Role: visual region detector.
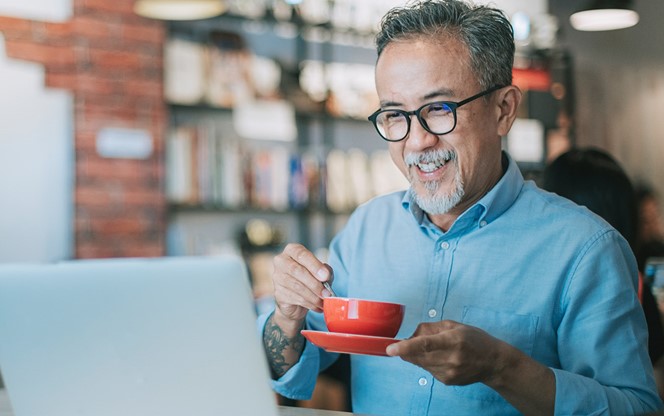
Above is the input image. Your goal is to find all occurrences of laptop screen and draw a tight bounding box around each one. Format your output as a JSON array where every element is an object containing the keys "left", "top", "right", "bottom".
[{"left": 0, "top": 255, "right": 278, "bottom": 416}]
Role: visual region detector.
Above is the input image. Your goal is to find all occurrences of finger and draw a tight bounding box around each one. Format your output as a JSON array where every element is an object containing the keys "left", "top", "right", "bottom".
[
  {"left": 279, "top": 245, "right": 334, "bottom": 299},
  {"left": 273, "top": 274, "right": 324, "bottom": 312},
  {"left": 410, "top": 320, "right": 459, "bottom": 337},
  {"left": 386, "top": 335, "right": 438, "bottom": 357},
  {"left": 388, "top": 321, "right": 460, "bottom": 357},
  {"left": 283, "top": 243, "right": 331, "bottom": 282},
  {"left": 273, "top": 245, "right": 330, "bottom": 308}
]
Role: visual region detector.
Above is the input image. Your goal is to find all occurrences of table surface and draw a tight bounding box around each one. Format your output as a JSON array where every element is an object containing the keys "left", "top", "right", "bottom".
[{"left": 0, "top": 389, "right": 359, "bottom": 416}]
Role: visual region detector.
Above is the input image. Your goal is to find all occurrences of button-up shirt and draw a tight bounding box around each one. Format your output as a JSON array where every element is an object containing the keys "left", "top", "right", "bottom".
[{"left": 257, "top": 153, "right": 662, "bottom": 415}]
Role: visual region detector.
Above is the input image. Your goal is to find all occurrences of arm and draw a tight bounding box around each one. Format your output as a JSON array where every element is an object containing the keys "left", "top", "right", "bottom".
[
  {"left": 262, "top": 243, "right": 333, "bottom": 378},
  {"left": 386, "top": 320, "right": 555, "bottom": 416},
  {"left": 263, "top": 311, "right": 306, "bottom": 378},
  {"left": 389, "top": 230, "right": 662, "bottom": 415}
]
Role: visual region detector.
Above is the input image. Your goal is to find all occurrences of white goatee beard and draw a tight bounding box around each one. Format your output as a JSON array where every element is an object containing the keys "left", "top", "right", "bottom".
[{"left": 406, "top": 150, "right": 464, "bottom": 215}]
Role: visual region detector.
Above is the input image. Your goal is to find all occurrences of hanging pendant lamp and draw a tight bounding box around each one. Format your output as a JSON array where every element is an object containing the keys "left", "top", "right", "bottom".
[
  {"left": 570, "top": 0, "right": 639, "bottom": 31},
  {"left": 134, "top": 0, "right": 226, "bottom": 21}
]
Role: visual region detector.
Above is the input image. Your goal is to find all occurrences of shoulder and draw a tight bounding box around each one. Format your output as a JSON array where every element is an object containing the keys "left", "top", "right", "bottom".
[
  {"left": 336, "top": 190, "right": 411, "bottom": 237},
  {"left": 350, "top": 190, "right": 409, "bottom": 219},
  {"left": 517, "top": 180, "right": 612, "bottom": 231}
]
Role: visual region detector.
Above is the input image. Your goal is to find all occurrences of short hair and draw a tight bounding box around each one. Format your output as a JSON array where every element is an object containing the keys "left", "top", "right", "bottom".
[
  {"left": 541, "top": 147, "right": 638, "bottom": 248},
  {"left": 375, "top": 0, "right": 515, "bottom": 90}
]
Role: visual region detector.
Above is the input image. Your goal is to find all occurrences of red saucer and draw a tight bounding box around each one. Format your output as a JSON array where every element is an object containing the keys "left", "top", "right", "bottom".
[{"left": 301, "top": 330, "right": 400, "bottom": 356}]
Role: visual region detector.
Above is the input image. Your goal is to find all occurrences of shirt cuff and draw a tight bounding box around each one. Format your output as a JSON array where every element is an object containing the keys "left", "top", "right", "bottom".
[{"left": 551, "top": 367, "right": 662, "bottom": 415}]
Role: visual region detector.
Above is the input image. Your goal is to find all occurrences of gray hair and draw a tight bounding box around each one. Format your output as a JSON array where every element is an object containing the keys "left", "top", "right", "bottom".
[{"left": 375, "top": 0, "right": 514, "bottom": 90}]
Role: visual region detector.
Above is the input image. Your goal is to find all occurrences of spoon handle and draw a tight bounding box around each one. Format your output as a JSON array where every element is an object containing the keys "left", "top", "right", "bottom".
[{"left": 322, "top": 281, "right": 337, "bottom": 297}]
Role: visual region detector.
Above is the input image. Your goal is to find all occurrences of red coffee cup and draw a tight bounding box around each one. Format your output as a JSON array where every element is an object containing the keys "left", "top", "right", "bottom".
[{"left": 323, "top": 297, "right": 405, "bottom": 338}]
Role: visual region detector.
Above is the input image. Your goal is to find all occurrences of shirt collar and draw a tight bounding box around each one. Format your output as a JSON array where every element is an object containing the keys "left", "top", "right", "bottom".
[{"left": 401, "top": 151, "right": 524, "bottom": 233}]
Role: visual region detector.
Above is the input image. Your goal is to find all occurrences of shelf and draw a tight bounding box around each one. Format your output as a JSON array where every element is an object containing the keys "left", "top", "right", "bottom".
[
  {"left": 168, "top": 10, "right": 378, "bottom": 43},
  {"left": 167, "top": 102, "right": 369, "bottom": 123},
  {"left": 168, "top": 203, "right": 354, "bottom": 217}
]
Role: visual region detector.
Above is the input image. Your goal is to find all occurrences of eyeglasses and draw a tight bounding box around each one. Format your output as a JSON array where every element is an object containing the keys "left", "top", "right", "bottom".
[{"left": 368, "top": 85, "right": 504, "bottom": 142}]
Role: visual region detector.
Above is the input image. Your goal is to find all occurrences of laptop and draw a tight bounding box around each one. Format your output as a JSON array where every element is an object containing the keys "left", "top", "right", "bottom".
[{"left": 0, "top": 255, "right": 279, "bottom": 416}]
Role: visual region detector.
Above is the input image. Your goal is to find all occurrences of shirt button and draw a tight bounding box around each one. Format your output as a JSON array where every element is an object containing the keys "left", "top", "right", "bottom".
[
  {"left": 428, "top": 309, "right": 437, "bottom": 318},
  {"left": 418, "top": 377, "right": 428, "bottom": 386},
  {"left": 440, "top": 241, "right": 450, "bottom": 250},
  {"left": 480, "top": 220, "right": 487, "bottom": 227}
]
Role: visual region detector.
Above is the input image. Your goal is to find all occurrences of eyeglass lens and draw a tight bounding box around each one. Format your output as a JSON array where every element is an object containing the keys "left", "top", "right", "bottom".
[{"left": 374, "top": 102, "right": 455, "bottom": 141}]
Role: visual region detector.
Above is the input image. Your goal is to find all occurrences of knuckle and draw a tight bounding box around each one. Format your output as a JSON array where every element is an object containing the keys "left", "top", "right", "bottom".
[
  {"left": 285, "top": 243, "right": 305, "bottom": 258},
  {"left": 284, "top": 260, "right": 305, "bottom": 278}
]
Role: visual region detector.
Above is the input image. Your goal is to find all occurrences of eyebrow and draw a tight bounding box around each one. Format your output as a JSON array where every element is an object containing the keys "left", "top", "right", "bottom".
[{"left": 379, "top": 88, "right": 456, "bottom": 108}]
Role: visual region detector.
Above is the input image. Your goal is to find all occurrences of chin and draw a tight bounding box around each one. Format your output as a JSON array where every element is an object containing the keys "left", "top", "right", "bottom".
[{"left": 412, "top": 179, "right": 464, "bottom": 215}]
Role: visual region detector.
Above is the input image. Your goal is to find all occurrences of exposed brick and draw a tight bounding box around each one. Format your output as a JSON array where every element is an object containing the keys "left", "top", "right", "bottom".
[
  {"left": 89, "top": 48, "right": 143, "bottom": 72},
  {"left": 0, "top": 16, "right": 33, "bottom": 32},
  {"left": 122, "top": 22, "right": 165, "bottom": 45},
  {"left": 78, "top": 158, "right": 157, "bottom": 183},
  {"left": 124, "top": 188, "right": 165, "bottom": 206},
  {"left": 90, "top": 217, "right": 150, "bottom": 236},
  {"left": 43, "top": 21, "right": 74, "bottom": 39},
  {"left": 122, "top": 77, "right": 162, "bottom": 99},
  {"left": 3, "top": 2, "right": 167, "bottom": 259},
  {"left": 45, "top": 71, "right": 77, "bottom": 90},
  {"left": 73, "top": 73, "right": 119, "bottom": 96},
  {"left": 4, "top": 39, "right": 76, "bottom": 68},
  {"left": 76, "top": 185, "right": 116, "bottom": 207}
]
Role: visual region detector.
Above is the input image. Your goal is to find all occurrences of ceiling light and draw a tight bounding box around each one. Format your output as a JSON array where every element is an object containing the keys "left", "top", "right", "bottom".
[
  {"left": 570, "top": 0, "right": 639, "bottom": 31},
  {"left": 134, "top": 0, "right": 226, "bottom": 21}
]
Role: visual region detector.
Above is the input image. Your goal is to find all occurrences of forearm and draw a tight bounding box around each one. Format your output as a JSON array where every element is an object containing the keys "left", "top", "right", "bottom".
[
  {"left": 263, "top": 310, "right": 306, "bottom": 378},
  {"left": 487, "top": 341, "right": 555, "bottom": 416}
]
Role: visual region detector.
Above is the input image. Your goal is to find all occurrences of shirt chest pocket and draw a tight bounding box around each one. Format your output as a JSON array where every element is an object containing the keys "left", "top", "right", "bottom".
[
  {"left": 461, "top": 305, "right": 539, "bottom": 355},
  {"left": 451, "top": 306, "right": 539, "bottom": 404}
]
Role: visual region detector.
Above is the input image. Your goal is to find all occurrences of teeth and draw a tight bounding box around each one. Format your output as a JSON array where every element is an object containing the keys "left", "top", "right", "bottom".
[
  {"left": 418, "top": 161, "right": 443, "bottom": 172},
  {"left": 405, "top": 150, "right": 454, "bottom": 173}
]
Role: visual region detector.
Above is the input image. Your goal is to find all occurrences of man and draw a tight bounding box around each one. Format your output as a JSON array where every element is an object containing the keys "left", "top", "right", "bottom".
[{"left": 258, "top": 1, "right": 662, "bottom": 414}]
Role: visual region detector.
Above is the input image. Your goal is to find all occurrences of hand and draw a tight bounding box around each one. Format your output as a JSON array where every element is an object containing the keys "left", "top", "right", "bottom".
[
  {"left": 271, "top": 243, "right": 333, "bottom": 330},
  {"left": 386, "top": 320, "right": 507, "bottom": 386}
]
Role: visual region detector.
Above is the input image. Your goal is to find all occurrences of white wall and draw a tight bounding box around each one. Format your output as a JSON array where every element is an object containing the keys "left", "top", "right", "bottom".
[
  {"left": 550, "top": 0, "right": 664, "bottom": 213},
  {"left": 0, "top": 0, "right": 71, "bottom": 22},
  {"left": 0, "top": 31, "right": 73, "bottom": 262}
]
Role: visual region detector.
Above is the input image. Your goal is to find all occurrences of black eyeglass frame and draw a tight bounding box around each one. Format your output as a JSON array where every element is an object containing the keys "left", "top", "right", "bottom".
[{"left": 367, "top": 85, "right": 505, "bottom": 142}]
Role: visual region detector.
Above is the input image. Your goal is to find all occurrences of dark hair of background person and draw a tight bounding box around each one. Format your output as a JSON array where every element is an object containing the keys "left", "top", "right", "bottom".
[
  {"left": 541, "top": 147, "right": 664, "bottom": 366},
  {"left": 541, "top": 148, "right": 638, "bottom": 248}
]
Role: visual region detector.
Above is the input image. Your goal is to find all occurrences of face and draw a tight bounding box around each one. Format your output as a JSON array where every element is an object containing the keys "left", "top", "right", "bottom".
[
  {"left": 374, "top": 36, "right": 514, "bottom": 227},
  {"left": 640, "top": 196, "right": 664, "bottom": 242}
]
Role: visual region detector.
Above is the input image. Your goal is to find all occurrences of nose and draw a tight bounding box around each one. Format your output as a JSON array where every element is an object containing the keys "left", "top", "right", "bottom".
[{"left": 404, "top": 115, "right": 439, "bottom": 151}]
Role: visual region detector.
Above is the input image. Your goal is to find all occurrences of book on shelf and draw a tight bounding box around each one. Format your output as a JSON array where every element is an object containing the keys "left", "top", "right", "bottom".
[{"left": 167, "top": 124, "right": 408, "bottom": 213}]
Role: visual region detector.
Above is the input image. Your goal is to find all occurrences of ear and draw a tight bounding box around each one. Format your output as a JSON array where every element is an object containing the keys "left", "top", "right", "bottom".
[{"left": 495, "top": 85, "right": 522, "bottom": 137}]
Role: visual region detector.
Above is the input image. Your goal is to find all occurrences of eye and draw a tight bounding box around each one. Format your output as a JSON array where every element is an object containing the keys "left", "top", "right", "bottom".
[
  {"left": 381, "top": 110, "right": 406, "bottom": 121},
  {"left": 426, "top": 102, "right": 453, "bottom": 114}
]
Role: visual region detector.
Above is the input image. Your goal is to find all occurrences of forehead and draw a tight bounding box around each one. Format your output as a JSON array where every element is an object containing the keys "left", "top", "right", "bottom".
[{"left": 375, "top": 36, "right": 476, "bottom": 100}]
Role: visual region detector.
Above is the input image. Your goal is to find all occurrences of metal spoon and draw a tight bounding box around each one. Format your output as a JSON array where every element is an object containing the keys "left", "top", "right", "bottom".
[{"left": 322, "top": 281, "right": 337, "bottom": 297}]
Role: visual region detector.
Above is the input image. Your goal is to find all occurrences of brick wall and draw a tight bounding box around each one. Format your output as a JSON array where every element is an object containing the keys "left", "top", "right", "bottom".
[{"left": 0, "top": 0, "right": 167, "bottom": 258}]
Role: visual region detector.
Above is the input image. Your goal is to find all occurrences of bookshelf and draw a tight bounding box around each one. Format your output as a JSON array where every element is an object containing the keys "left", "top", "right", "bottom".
[{"left": 164, "top": 10, "right": 408, "bottom": 261}]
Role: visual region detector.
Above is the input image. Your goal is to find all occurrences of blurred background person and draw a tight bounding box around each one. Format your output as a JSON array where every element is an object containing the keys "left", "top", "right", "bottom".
[
  {"left": 635, "top": 184, "right": 664, "bottom": 271},
  {"left": 542, "top": 147, "right": 664, "bottom": 399}
]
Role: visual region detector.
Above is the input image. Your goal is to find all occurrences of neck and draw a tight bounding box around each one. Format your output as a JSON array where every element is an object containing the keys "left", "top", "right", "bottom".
[{"left": 427, "top": 153, "right": 506, "bottom": 232}]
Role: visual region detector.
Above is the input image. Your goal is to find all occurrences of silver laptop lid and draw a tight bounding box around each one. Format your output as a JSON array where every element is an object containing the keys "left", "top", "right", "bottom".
[{"left": 0, "top": 255, "right": 278, "bottom": 416}]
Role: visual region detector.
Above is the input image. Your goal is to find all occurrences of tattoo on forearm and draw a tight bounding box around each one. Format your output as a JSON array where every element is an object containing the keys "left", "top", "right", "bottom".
[{"left": 263, "top": 315, "right": 305, "bottom": 378}]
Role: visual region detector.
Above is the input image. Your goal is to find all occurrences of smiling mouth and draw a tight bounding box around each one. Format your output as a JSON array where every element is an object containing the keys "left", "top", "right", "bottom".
[
  {"left": 417, "top": 159, "right": 446, "bottom": 173},
  {"left": 407, "top": 149, "right": 456, "bottom": 174}
]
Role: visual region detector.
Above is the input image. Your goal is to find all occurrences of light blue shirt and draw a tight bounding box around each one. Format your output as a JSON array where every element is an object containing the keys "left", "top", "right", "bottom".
[{"left": 258, "top": 153, "right": 662, "bottom": 415}]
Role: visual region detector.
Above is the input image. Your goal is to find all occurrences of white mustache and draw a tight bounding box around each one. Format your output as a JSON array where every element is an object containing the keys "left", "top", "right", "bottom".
[{"left": 404, "top": 149, "right": 456, "bottom": 166}]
